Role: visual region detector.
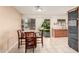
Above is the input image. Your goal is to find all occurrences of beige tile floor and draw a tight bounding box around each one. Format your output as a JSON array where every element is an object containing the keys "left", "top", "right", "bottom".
[{"left": 9, "top": 37, "right": 77, "bottom": 53}]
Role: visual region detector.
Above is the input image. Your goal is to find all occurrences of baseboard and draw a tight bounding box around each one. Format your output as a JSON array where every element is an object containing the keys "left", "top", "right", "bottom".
[{"left": 6, "top": 41, "right": 18, "bottom": 53}]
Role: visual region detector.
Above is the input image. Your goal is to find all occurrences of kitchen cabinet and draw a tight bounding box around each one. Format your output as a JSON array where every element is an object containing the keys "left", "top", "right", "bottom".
[{"left": 53, "top": 29, "right": 68, "bottom": 37}]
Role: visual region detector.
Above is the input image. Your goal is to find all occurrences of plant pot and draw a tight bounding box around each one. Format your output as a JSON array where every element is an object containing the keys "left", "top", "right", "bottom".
[{"left": 43, "top": 31, "right": 50, "bottom": 37}]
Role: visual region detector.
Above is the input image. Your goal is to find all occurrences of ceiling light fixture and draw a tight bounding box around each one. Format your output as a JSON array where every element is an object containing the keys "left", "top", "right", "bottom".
[{"left": 35, "top": 6, "right": 42, "bottom": 12}]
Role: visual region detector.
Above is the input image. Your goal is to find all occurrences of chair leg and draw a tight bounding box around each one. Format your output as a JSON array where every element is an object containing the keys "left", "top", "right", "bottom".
[
  {"left": 25, "top": 45, "right": 27, "bottom": 53},
  {"left": 25, "top": 48, "right": 27, "bottom": 53},
  {"left": 25, "top": 39, "right": 27, "bottom": 53},
  {"left": 35, "top": 38, "right": 37, "bottom": 48},
  {"left": 18, "top": 39, "right": 20, "bottom": 48},
  {"left": 21, "top": 39, "right": 22, "bottom": 45},
  {"left": 41, "top": 37, "right": 43, "bottom": 47},
  {"left": 33, "top": 47, "right": 34, "bottom": 53}
]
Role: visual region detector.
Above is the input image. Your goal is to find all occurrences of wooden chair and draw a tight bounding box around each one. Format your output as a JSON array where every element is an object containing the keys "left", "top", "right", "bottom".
[
  {"left": 25, "top": 32, "right": 36, "bottom": 53},
  {"left": 36, "top": 30, "right": 43, "bottom": 46},
  {"left": 17, "top": 30, "right": 25, "bottom": 48}
]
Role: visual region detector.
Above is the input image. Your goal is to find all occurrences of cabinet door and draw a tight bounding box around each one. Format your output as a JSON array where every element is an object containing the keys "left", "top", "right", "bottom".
[{"left": 62, "top": 30, "right": 68, "bottom": 37}]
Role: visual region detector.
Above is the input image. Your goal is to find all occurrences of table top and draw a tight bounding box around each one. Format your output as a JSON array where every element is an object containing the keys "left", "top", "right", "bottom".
[
  {"left": 38, "top": 27, "right": 50, "bottom": 30},
  {"left": 23, "top": 30, "right": 36, "bottom": 32}
]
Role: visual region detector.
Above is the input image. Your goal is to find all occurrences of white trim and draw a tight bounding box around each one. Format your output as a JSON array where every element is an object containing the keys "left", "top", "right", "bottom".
[{"left": 6, "top": 41, "right": 18, "bottom": 53}]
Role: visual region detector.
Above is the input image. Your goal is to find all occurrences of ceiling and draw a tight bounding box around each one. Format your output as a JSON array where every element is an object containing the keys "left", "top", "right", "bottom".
[{"left": 15, "top": 6, "right": 76, "bottom": 16}]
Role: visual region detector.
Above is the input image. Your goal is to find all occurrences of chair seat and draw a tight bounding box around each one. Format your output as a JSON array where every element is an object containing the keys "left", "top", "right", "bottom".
[{"left": 26, "top": 41, "right": 35, "bottom": 45}]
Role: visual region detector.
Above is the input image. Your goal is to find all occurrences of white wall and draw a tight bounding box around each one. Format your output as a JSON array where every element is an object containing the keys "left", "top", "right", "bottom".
[
  {"left": 36, "top": 18, "right": 44, "bottom": 31},
  {"left": 0, "top": 7, "right": 21, "bottom": 52},
  {"left": 51, "top": 14, "right": 68, "bottom": 29}
]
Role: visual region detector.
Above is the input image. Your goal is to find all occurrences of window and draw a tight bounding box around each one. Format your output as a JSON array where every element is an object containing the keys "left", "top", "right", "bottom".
[{"left": 28, "top": 18, "right": 36, "bottom": 30}]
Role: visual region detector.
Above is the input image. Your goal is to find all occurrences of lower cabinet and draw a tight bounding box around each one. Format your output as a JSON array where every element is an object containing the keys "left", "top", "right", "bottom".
[{"left": 53, "top": 29, "right": 68, "bottom": 37}]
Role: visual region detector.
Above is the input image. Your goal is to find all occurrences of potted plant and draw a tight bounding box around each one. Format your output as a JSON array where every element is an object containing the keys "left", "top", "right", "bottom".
[{"left": 41, "top": 19, "right": 50, "bottom": 37}]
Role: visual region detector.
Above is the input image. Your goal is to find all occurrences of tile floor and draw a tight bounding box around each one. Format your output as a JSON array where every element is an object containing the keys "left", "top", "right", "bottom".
[{"left": 9, "top": 37, "right": 77, "bottom": 53}]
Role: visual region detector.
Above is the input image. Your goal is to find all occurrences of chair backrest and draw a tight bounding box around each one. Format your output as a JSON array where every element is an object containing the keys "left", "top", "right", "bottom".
[
  {"left": 17, "top": 30, "right": 22, "bottom": 38},
  {"left": 25, "top": 32, "right": 36, "bottom": 42},
  {"left": 36, "top": 30, "right": 43, "bottom": 37},
  {"left": 25, "top": 32, "right": 36, "bottom": 38},
  {"left": 17, "top": 29, "right": 25, "bottom": 38}
]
